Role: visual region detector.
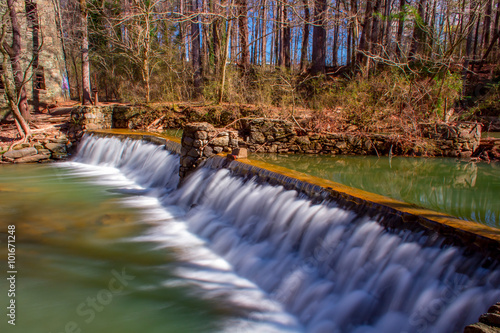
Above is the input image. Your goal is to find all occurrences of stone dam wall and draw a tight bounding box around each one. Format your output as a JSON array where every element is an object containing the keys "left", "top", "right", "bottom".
[{"left": 69, "top": 105, "right": 487, "bottom": 159}]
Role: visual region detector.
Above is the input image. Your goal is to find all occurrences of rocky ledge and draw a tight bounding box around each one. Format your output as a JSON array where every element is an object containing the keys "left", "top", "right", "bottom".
[
  {"left": 0, "top": 133, "right": 72, "bottom": 164},
  {"left": 465, "top": 303, "right": 500, "bottom": 332}
]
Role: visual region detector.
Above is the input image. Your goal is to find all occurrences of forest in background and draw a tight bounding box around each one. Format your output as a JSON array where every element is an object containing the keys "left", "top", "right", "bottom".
[{"left": 1, "top": 0, "right": 500, "bottom": 139}]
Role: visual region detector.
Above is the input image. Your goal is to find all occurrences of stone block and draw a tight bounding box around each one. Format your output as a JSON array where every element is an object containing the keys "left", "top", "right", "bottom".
[
  {"left": 488, "top": 304, "right": 500, "bottom": 315},
  {"left": 45, "top": 142, "right": 67, "bottom": 153},
  {"left": 250, "top": 132, "right": 266, "bottom": 144},
  {"left": 231, "top": 148, "right": 248, "bottom": 159},
  {"left": 182, "top": 136, "right": 193, "bottom": 146},
  {"left": 336, "top": 142, "right": 347, "bottom": 149},
  {"left": 464, "top": 322, "right": 500, "bottom": 333},
  {"left": 203, "top": 146, "right": 214, "bottom": 157},
  {"left": 210, "top": 135, "right": 229, "bottom": 146},
  {"left": 195, "top": 131, "right": 208, "bottom": 140},
  {"left": 480, "top": 313, "right": 500, "bottom": 327},
  {"left": 3, "top": 147, "right": 38, "bottom": 159},
  {"left": 14, "top": 154, "right": 50, "bottom": 163},
  {"left": 296, "top": 136, "right": 311, "bottom": 145},
  {"left": 188, "top": 148, "right": 202, "bottom": 158},
  {"left": 193, "top": 139, "right": 205, "bottom": 148}
]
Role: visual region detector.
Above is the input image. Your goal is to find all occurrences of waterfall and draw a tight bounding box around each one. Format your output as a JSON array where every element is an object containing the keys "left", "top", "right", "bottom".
[{"left": 69, "top": 135, "right": 500, "bottom": 333}]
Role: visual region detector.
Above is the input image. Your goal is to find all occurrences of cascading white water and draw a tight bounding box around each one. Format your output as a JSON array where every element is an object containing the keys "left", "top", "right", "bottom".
[{"left": 68, "top": 135, "right": 500, "bottom": 333}]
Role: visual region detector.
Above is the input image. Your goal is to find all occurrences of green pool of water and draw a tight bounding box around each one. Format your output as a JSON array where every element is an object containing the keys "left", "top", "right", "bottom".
[
  {"left": 0, "top": 164, "right": 224, "bottom": 333},
  {"left": 249, "top": 154, "right": 500, "bottom": 228},
  {"left": 163, "top": 129, "right": 183, "bottom": 138}
]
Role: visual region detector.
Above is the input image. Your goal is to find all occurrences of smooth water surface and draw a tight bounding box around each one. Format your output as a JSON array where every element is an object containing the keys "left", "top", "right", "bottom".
[{"left": 249, "top": 154, "right": 500, "bottom": 228}]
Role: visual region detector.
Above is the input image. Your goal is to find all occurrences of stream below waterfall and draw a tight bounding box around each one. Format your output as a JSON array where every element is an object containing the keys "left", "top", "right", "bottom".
[{"left": 1, "top": 134, "right": 499, "bottom": 333}]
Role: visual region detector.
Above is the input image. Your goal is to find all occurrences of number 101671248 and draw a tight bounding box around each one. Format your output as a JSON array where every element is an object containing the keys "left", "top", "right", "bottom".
[{"left": 7, "top": 225, "right": 16, "bottom": 271}]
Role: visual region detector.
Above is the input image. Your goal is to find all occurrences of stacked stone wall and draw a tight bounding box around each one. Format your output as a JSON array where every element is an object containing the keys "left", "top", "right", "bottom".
[
  {"left": 68, "top": 106, "right": 114, "bottom": 140},
  {"left": 179, "top": 123, "right": 238, "bottom": 179},
  {"left": 70, "top": 106, "right": 490, "bottom": 159},
  {"left": 239, "top": 119, "right": 483, "bottom": 158}
]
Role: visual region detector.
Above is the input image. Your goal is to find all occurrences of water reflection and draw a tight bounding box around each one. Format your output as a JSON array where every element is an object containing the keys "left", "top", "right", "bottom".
[{"left": 250, "top": 154, "right": 500, "bottom": 228}]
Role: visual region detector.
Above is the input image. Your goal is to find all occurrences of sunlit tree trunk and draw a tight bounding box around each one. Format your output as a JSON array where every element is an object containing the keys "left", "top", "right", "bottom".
[
  {"left": 237, "top": 0, "right": 249, "bottom": 69},
  {"left": 80, "top": 0, "right": 92, "bottom": 105},
  {"left": 300, "top": 0, "right": 310, "bottom": 71},
  {"left": 311, "top": 0, "right": 327, "bottom": 74},
  {"left": 190, "top": 0, "right": 202, "bottom": 96}
]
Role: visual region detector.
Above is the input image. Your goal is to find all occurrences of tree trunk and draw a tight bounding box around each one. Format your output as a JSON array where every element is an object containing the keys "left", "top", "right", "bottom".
[
  {"left": 311, "top": 0, "right": 327, "bottom": 74},
  {"left": 357, "top": 0, "right": 374, "bottom": 66},
  {"left": 371, "top": 0, "right": 383, "bottom": 57},
  {"left": 25, "top": 0, "right": 40, "bottom": 113},
  {"left": 190, "top": 0, "right": 202, "bottom": 97},
  {"left": 80, "top": 0, "right": 92, "bottom": 105},
  {"left": 483, "top": 0, "right": 493, "bottom": 51},
  {"left": 300, "top": 0, "right": 310, "bottom": 71},
  {"left": 237, "top": 0, "right": 250, "bottom": 69},
  {"left": 462, "top": 0, "right": 476, "bottom": 92},
  {"left": 493, "top": 0, "right": 500, "bottom": 58},
  {"left": 396, "top": 0, "right": 405, "bottom": 58},
  {"left": 331, "top": 0, "right": 340, "bottom": 67},
  {"left": 260, "top": 0, "right": 267, "bottom": 65},
  {"left": 409, "top": 0, "right": 427, "bottom": 60},
  {"left": 473, "top": 12, "right": 482, "bottom": 61},
  {"left": 6, "top": 0, "right": 30, "bottom": 120},
  {"left": 0, "top": 44, "right": 31, "bottom": 139},
  {"left": 219, "top": 19, "right": 233, "bottom": 103},
  {"left": 283, "top": 3, "right": 291, "bottom": 69}
]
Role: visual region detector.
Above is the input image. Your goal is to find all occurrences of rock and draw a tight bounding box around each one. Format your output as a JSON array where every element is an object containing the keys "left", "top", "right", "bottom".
[
  {"left": 182, "top": 136, "right": 194, "bottom": 146},
  {"left": 187, "top": 148, "right": 202, "bottom": 158},
  {"left": 203, "top": 146, "right": 214, "bottom": 157},
  {"left": 336, "top": 142, "right": 347, "bottom": 149},
  {"left": 45, "top": 142, "right": 67, "bottom": 153},
  {"left": 193, "top": 139, "right": 205, "bottom": 148},
  {"left": 296, "top": 136, "right": 311, "bottom": 145},
  {"left": 250, "top": 131, "right": 266, "bottom": 144},
  {"left": 3, "top": 147, "right": 38, "bottom": 159},
  {"left": 488, "top": 304, "right": 500, "bottom": 314},
  {"left": 480, "top": 313, "right": 500, "bottom": 327},
  {"left": 213, "top": 146, "right": 223, "bottom": 154},
  {"left": 49, "top": 138, "right": 68, "bottom": 144},
  {"left": 464, "top": 322, "right": 500, "bottom": 333},
  {"left": 51, "top": 152, "right": 68, "bottom": 160},
  {"left": 14, "top": 154, "right": 50, "bottom": 163},
  {"left": 460, "top": 151, "right": 473, "bottom": 158},
  {"left": 37, "top": 148, "right": 51, "bottom": 155},
  {"left": 231, "top": 148, "right": 248, "bottom": 159},
  {"left": 210, "top": 135, "right": 229, "bottom": 146},
  {"left": 195, "top": 131, "right": 208, "bottom": 140}
]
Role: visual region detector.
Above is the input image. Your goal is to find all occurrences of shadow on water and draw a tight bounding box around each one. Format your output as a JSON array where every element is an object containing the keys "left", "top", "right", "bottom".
[{"left": 250, "top": 154, "right": 500, "bottom": 228}]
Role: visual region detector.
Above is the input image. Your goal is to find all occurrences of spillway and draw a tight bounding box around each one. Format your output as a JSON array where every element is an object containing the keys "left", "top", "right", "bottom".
[{"left": 68, "top": 134, "right": 500, "bottom": 333}]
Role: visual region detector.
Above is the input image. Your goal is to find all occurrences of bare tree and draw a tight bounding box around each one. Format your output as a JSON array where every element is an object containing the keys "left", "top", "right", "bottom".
[
  {"left": 79, "top": 0, "right": 92, "bottom": 104},
  {"left": 0, "top": 0, "right": 31, "bottom": 140}
]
